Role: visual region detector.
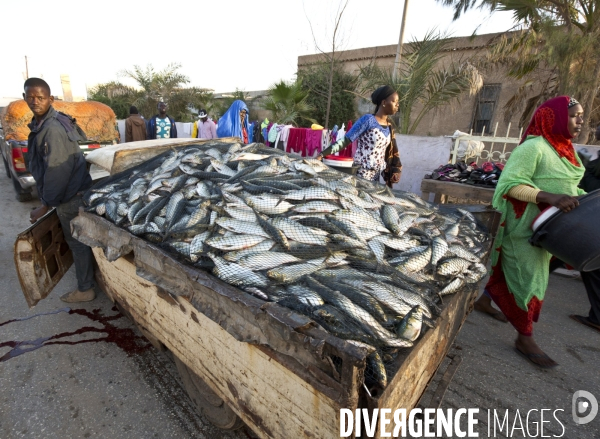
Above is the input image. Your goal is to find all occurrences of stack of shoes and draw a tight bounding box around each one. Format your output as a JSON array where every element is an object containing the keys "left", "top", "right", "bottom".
[{"left": 424, "top": 161, "right": 504, "bottom": 187}]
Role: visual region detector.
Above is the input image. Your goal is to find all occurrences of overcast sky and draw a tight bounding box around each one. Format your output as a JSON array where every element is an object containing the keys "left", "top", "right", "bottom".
[{"left": 0, "top": 0, "right": 514, "bottom": 100}]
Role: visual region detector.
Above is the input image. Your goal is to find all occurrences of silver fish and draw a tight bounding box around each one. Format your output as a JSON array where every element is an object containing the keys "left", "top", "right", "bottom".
[
  {"left": 284, "top": 187, "right": 338, "bottom": 201},
  {"left": 448, "top": 245, "right": 480, "bottom": 263},
  {"left": 238, "top": 251, "right": 302, "bottom": 271},
  {"left": 439, "top": 277, "right": 464, "bottom": 296},
  {"left": 371, "top": 192, "right": 416, "bottom": 208},
  {"left": 216, "top": 217, "right": 269, "bottom": 237},
  {"left": 396, "top": 212, "right": 419, "bottom": 236},
  {"left": 267, "top": 258, "right": 327, "bottom": 283},
  {"left": 285, "top": 285, "right": 324, "bottom": 307},
  {"left": 396, "top": 306, "right": 423, "bottom": 341},
  {"left": 308, "top": 278, "right": 412, "bottom": 348},
  {"left": 246, "top": 195, "right": 294, "bottom": 215},
  {"left": 431, "top": 236, "right": 449, "bottom": 266},
  {"left": 292, "top": 201, "right": 340, "bottom": 213},
  {"left": 223, "top": 239, "right": 276, "bottom": 262},
  {"left": 371, "top": 235, "right": 421, "bottom": 252},
  {"left": 381, "top": 205, "right": 402, "bottom": 235},
  {"left": 223, "top": 204, "right": 257, "bottom": 222},
  {"left": 329, "top": 210, "right": 389, "bottom": 234},
  {"left": 208, "top": 253, "right": 269, "bottom": 287},
  {"left": 271, "top": 218, "right": 329, "bottom": 245},
  {"left": 397, "top": 247, "right": 432, "bottom": 272},
  {"left": 293, "top": 161, "right": 317, "bottom": 176},
  {"left": 437, "top": 257, "right": 471, "bottom": 276},
  {"left": 367, "top": 239, "right": 386, "bottom": 264},
  {"left": 210, "top": 159, "right": 236, "bottom": 176},
  {"left": 206, "top": 234, "right": 267, "bottom": 251}
]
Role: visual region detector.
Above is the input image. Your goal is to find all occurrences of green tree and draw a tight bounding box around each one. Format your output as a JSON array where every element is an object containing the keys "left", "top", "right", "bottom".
[
  {"left": 357, "top": 30, "right": 483, "bottom": 134},
  {"left": 261, "top": 80, "right": 316, "bottom": 126},
  {"left": 118, "top": 63, "right": 214, "bottom": 122},
  {"left": 89, "top": 64, "right": 214, "bottom": 122},
  {"left": 298, "top": 62, "right": 358, "bottom": 128},
  {"left": 87, "top": 81, "right": 142, "bottom": 119},
  {"left": 437, "top": 0, "right": 600, "bottom": 143}
]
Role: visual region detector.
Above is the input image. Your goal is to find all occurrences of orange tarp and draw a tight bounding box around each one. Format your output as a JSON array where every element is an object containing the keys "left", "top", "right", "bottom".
[{"left": 1, "top": 100, "right": 118, "bottom": 143}]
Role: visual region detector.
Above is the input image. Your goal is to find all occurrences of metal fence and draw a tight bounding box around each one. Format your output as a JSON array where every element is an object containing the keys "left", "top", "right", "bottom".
[{"left": 450, "top": 123, "right": 524, "bottom": 165}]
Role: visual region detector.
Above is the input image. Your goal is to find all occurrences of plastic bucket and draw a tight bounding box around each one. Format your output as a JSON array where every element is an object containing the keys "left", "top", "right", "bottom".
[
  {"left": 323, "top": 156, "right": 359, "bottom": 175},
  {"left": 529, "top": 189, "right": 600, "bottom": 271}
]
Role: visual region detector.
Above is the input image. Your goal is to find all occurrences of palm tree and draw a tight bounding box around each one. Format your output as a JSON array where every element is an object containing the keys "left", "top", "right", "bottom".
[
  {"left": 262, "top": 80, "right": 317, "bottom": 126},
  {"left": 117, "top": 63, "right": 213, "bottom": 121},
  {"left": 437, "top": 0, "right": 600, "bottom": 142},
  {"left": 357, "top": 30, "right": 483, "bottom": 134}
]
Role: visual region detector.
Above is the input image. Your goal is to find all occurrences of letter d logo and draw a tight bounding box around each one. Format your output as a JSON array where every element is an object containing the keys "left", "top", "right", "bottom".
[{"left": 572, "top": 391, "right": 598, "bottom": 425}]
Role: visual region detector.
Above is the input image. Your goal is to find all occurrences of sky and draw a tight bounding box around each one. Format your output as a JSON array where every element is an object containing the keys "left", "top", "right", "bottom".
[{"left": 0, "top": 0, "right": 515, "bottom": 100}]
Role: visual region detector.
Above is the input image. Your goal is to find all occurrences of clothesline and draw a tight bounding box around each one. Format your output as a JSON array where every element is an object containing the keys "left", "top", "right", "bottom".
[{"left": 246, "top": 120, "right": 357, "bottom": 158}]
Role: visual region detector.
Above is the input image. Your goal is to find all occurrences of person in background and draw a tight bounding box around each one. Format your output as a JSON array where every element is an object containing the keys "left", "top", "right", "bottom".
[
  {"left": 147, "top": 102, "right": 177, "bottom": 139},
  {"left": 216, "top": 100, "right": 250, "bottom": 143},
  {"left": 24, "top": 78, "right": 96, "bottom": 303},
  {"left": 473, "top": 96, "right": 585, "bottom": 368},
  {"left": 125, "top": 105, "right": 147, "bottom": 142},
  {"left": 317, "top": 85, "right": 401, "bottom": 186},
  {"left": 195, "top": 109, "right": 217, "bottom": 139}
]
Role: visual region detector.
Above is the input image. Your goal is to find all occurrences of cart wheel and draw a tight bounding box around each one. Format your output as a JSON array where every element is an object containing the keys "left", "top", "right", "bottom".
[{"left": 173, "top": 356, "right": 244, "bottom": 430}]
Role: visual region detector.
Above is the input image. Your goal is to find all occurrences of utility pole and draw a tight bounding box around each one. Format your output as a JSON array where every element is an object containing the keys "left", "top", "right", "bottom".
[
  {"left": 25, "top": 55, "right": 29, "bottom": 79},
  {"left": 393, "top": 0, "right": 410, "bottom": 81}
]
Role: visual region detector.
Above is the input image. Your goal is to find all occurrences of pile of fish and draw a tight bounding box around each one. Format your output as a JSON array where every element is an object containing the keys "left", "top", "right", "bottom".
[{"left": 84, "top": 141, "right": 490, "bottom": 389}]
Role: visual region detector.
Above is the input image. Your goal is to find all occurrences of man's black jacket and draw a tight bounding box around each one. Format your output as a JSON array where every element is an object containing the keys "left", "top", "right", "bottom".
[{"left": 28, "top": 106, "right": 92, "bottom": 207}]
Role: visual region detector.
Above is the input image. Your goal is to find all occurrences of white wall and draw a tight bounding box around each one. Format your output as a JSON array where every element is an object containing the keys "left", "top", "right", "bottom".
[{"left": 387, "top": 135, "right": 452, "bottom": 195}]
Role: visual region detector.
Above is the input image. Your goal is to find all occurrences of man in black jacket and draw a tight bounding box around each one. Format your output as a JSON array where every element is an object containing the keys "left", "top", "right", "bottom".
[{"left": 26, "top": 78, "right": 96, "bottom": 303}]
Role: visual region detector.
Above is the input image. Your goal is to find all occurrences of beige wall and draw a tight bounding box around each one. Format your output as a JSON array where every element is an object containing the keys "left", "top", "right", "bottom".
[{"left": 298, "top": 32, "right": 525, "bottom": 138}]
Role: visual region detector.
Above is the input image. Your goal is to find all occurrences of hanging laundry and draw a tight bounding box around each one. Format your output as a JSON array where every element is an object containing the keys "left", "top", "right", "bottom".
[
  {"left": 338, "top": 120, "right": 354, "bottom": 158},
  {"left": 286, "top": 128, "right": 307, "bottom": 156},
  {"left": 305, "top": 129, "right": 323, "bottom": 157},
  {"left": 268, "top": 123, "right": 279, "bottom": 145}
]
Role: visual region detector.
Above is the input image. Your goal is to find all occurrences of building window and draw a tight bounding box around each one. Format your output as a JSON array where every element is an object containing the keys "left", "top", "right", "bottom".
[{"left": 471, "top": 84, "right": 501, "bottom": 135}]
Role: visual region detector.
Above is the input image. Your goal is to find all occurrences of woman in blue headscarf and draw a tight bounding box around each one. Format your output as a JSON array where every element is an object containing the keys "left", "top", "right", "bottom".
[{"left": 216, "top": 100, "right": 250, "bottom": 143}]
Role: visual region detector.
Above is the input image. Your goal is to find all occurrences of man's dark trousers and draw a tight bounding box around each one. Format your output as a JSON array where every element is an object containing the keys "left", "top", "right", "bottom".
[
  {"left": 55, "top": 195, "right": 94, "bottom": 291},
  {"left": 580, "top": 269, "right": 600, "bottom": 325}
]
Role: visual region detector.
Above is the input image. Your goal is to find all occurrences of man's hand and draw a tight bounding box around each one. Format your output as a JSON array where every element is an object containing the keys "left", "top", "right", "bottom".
[
  {"left": 537, "top": 192, "right": 579, "bottom": 213},
  {"left": 30, "top": 205, "right": 49, "bottom": 224}
]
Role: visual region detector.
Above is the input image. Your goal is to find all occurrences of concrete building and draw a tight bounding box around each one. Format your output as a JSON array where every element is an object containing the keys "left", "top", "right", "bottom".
[{"left": 298, "top": 32, "right": 524, "bottom": 138}]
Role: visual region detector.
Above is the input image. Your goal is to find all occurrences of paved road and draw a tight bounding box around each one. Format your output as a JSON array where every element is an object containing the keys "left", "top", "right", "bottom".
[
  {"left": 0, "top": 176, "right": 247, "bottom": 438},
  {"left": 0, "top": 170, "right": 598, "bottom": 438}
]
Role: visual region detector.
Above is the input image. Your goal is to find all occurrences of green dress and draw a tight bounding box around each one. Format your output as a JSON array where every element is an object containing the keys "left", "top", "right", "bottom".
[{"left": 491, "top": 135, "right": 585, "bottom": 310}]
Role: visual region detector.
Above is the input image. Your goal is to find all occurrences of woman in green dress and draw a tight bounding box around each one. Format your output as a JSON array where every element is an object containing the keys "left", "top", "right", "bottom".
[{"left": 474, "top": 96, "right": 585, "bottom": 368}]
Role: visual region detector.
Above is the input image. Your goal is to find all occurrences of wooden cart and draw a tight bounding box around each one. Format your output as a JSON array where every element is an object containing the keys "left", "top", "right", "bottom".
[
  {"left": 420, "top": 179, "right": 495, "bottom": 205},
  {"left": 14, "top": 140, "right": 500, "bottom": 438}
]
